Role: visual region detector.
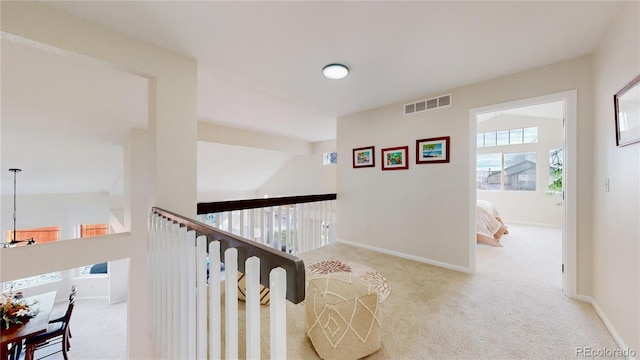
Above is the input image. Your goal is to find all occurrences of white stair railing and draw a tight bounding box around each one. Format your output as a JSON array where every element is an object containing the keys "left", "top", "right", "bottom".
[
  {"left": 198, "top": 195, "right": 337, "bottom": 256},
  {"left": 149, "top": 208, "right": 303, "bottom": 360}
]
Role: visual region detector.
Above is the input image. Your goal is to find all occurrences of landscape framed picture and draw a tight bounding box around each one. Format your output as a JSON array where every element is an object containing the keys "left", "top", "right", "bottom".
[
  {"left": 352, "top": 146, "right": 375, "bottom": 168},
  {"left": 416, "top": 136, "right": 450, "bottom": 164},
  {"left": 381, "top": 146, "right": 409, "bottom": 170},
  {"left": 614, "top": 74, "right": 640, "bottom": 147}
]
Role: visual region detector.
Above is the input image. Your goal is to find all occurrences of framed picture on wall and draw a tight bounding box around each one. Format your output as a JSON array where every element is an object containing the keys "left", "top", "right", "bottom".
[
  {"left": 614, "top": 74, "right": 640, "bottom": 147},
  {"left": 352, "top": 146, "right": 375, "bottom": 168},
  {"left": 416, "top": 136, "right": 450, "bottom": 164},
  {"left": 381, "top": 146, "right": 409, "bottom": 170}
]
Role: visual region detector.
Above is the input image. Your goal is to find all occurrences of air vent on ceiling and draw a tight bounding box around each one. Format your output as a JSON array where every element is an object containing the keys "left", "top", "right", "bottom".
[{"left": 404, "top": 93, "right": 452, "bottom": 115}]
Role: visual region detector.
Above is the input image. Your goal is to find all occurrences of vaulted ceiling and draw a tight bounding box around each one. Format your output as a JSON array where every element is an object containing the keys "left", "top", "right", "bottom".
[{"left": 1, "top": 1, "right": 624, "bottom": 196}]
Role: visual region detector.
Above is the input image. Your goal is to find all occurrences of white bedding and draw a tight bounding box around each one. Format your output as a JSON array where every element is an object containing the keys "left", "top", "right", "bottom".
[{"left": 476, "top": 200, "right": 508, "bottom": 246}]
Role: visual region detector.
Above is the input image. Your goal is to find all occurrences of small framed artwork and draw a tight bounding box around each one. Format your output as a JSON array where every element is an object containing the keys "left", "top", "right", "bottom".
[
  {"left": 381, "top": 146, "right": 409, "bottom": 170},
  {"left": 416, "top": 136, "right": 450, "bottom": 164},
  {"left": 614, "top": 74, "right": 640, "bottom": 147},
  {"left": 352, "top": 146, "right": 375, "bottom": 168}
]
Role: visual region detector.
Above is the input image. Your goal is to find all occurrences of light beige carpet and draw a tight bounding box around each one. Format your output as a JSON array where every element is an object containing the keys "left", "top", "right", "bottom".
[
  {"left": 277, "top": 224, "right": 621, "bottom": 359},
  {"left": 24, "top": 298, "right": 127, "bottom": 360},
  {"left": 43, "top": 224, "right": 619, "bottom": 359}
]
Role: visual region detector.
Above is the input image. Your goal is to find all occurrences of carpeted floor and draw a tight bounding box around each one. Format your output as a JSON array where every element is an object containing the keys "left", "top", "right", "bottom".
[
  {"left": 25, "top": 223, "right": 621, "bottom": 359},
  {"left": 22, "top": 298, "right": 127, "bottom": 360},
  {"left": 281, "top": 223, "right": 622, "bottom": 359}
]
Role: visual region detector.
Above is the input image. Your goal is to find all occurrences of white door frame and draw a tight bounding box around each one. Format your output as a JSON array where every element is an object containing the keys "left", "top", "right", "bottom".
[{"left": 468, "top": 90, "right": 577, "bottom": 298}]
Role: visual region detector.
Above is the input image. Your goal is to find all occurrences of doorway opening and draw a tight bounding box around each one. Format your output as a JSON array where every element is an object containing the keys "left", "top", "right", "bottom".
[{"left": 469, "top": 90, "right": 577, "bottom": 297}]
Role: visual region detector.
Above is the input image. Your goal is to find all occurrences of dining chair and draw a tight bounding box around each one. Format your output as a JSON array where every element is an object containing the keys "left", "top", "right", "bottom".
[
  {"left": 49, "top": 285, "right": 76, "bottom": 324},
  {"left": 49, "top": 285, "right": 76, "bottom": 347},
  {"left": 24, "top": 294, "right": 75, "bottom": 360}
]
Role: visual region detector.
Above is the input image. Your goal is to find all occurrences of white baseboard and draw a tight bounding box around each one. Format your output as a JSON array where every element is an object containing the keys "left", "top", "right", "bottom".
[
  {"left": 575, "top": 294, "right": 634, "bottom": 359},
  {"left": 335, "top": 239, "right": 473, "bottom": 273}
]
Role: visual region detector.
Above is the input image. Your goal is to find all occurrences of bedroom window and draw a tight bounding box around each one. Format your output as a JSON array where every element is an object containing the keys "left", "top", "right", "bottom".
[
  {"left": 477, "top": 152, "right": 537, "bottom": 191},
  {"left": 503, "top": 152, "right": 536, "bottom": 191},
  {"left": 477, "top": 127, "right": 537, "bottom": 148},
  {"left": 476, "top": 153, "right": 502, "bottom": 190},
  {"left": 548, "top": 148, "right": 563, "bottom": 193}
]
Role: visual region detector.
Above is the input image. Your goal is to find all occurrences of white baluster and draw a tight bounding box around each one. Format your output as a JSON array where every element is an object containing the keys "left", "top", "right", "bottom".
[
  {"left": 275, "top": 206, "right": 281, "bottom": 251},
  {"left": 187, "top": 231, "right": 197, "bottom": 360},
  {"left": 196, "top": 235, "right": 208, "bottom": 360},
  {"left": 179, "top": 227, "right": 188, "bottom": 359},
  {"left": 270, "top": 267, "right": 287, "bottom": 360},
  {"left": 292, "top": 204, "right": 299, "bottom": 255},
  {"left": 160, "top": 219, "right": 170, "bottom": 358},
  {"left": 209, "top": 241, "right": 221, "bottom": 359},
  {"left": 284, "top": 206, "right": 290, "bottom": 254},
  {"left": 177, "top": 226, "right": 187, "bottom": 360},
  {"left": 225, "top": 248, "right": 239, "bottom": 359},
  {"left": 249, "top": 208, "right": 256, "bottom": 241},
  {"left": 260, "top": 208, "right": 266, "bottom": 244},
  {"left": 323, "top": 200, "right": 329, "bottom": 246},
  {"left": 240, "top": 209, "right": 246, "bottom": 237},
  {"left": 245, "top": 257, "right": 261, "bottom": 359},
  {"left": 314, "top": 202, "right": 320, "bottom": 249},
  {"left": 148, "top": 215, "right": 157, "bottom": 347}
]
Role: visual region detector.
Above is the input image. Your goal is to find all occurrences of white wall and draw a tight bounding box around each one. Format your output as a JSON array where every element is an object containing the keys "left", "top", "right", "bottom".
[
  {"left": 591, "top": 1, "right": 640, "bottom": 352},
  {"left": 337, "top": 55, "right": 594, "bottom": 277},
  {"left": 0, "top": 193, "right": 122, "bottom": 304},
  {"left": 258, "top": 140, "right": 337, "bottom": 197},
  {"left": 477, "top": 114, "right": 563, "bottom": 226},
  {"left": 1, "top": 192, "right": 112, "bottom": 240},
  {"left": 1, "top": 3, "right": 198, "bottom": 358}
]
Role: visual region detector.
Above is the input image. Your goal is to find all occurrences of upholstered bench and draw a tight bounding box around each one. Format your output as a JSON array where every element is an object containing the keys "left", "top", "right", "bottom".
[{"left": 306, "top": 271, "right": 381, "bottom": 360}]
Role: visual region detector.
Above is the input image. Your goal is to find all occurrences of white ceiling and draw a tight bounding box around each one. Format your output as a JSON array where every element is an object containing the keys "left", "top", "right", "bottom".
[{"left": 1, "top": 1, "right": 624, "bottom": 196}]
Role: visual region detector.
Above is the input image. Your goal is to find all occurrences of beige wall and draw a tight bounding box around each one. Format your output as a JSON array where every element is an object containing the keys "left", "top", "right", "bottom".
[
  {"left": 338, "top": 55, "right": 593, "bottom": 273},
  {"left": 258, "top": 140, "right": 337, "bottom": 197},
  {"left": 592, "top": 1, "right": 640, "bottom": 352},
  {"left": 477, "top": 114, "right": 563, "bottom": 226}
]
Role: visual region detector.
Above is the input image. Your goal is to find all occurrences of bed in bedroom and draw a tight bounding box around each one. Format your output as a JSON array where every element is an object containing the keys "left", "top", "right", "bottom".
[{"left": 476, "top": 200, "right": 508, "bottom": 246}]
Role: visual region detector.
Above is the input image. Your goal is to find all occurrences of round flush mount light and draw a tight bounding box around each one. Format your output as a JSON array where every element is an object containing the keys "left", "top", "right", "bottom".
[{"left": 322, "top": 63, "right": 349, "bottom": 80}]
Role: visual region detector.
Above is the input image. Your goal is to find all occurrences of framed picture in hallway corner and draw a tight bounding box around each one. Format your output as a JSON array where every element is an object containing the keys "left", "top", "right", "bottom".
[
  {"left": 614, "top": 74, "right": 640, "bottom": 147},
  {"left": 352, "top": 146, "right": 375, "bottom": 168},
  {"left": 416, "top": 136, "right": 450, "bottom": 164},
  {"left": 381, "top": 146, "right": 409, "bottom": 170}
]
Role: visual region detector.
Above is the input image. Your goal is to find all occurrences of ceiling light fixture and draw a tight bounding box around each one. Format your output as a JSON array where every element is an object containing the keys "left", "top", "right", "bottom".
[{"left": 322, "top": 63, "right": 349, "bottom": 80}]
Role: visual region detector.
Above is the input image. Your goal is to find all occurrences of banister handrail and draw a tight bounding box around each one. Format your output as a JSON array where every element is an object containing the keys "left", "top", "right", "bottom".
[
  {"left": 152, "top": 207, "right": 306, "bottom": 304},
  {"left": 197, "top": 193, "right": 337, "bottom": 214}
]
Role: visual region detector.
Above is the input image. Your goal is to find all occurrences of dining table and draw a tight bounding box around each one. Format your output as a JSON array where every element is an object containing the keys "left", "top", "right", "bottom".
[{"left": 0, "top": 291, "right": 57, "bottom": 360}]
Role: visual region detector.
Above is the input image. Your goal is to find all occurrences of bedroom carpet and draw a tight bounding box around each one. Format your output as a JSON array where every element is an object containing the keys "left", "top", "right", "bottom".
[{"left": 273, "top": 223, "right": 621, "bottom": 359}]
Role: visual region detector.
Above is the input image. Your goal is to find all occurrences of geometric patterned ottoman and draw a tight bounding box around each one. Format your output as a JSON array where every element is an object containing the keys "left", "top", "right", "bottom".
[
  {"left": 306, "top": 260, "right": 391, "bottom": 303},
  {"left": 306, "top": 271, "right": 381, "bottom": 360}
]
